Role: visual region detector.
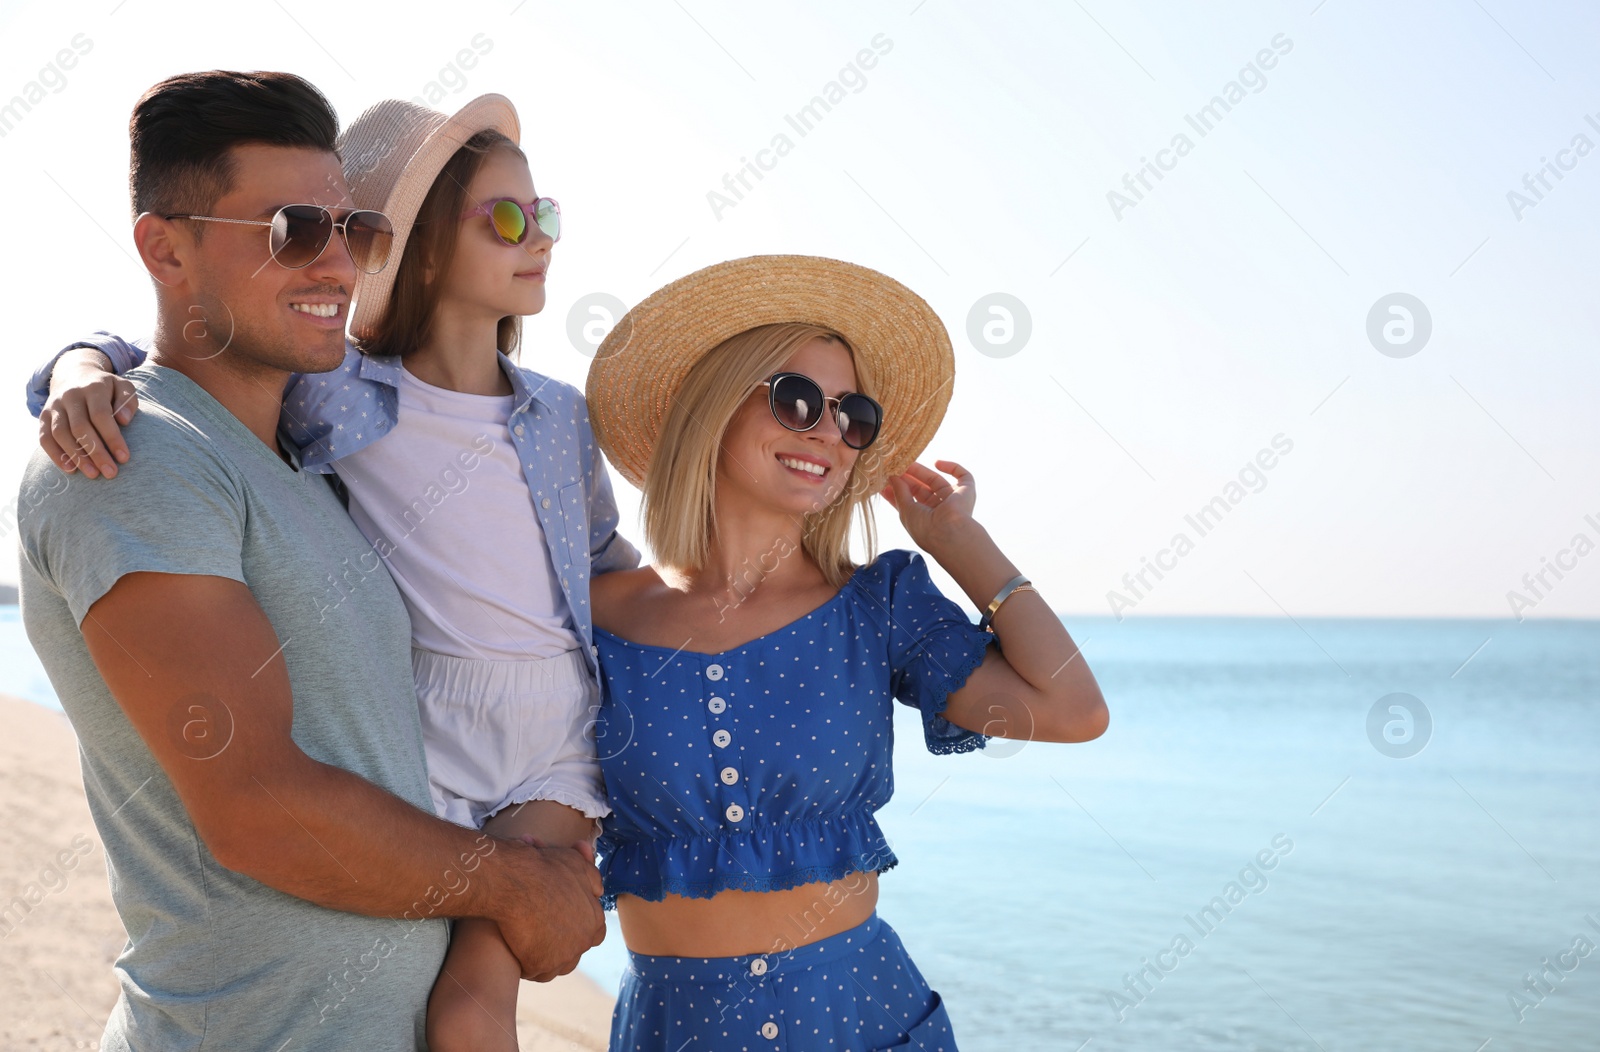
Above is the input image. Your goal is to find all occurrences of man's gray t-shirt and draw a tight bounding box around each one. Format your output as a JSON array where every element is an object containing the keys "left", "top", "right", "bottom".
[{"left": 18, "top": 363, "right": 448, "bottom": 1051}]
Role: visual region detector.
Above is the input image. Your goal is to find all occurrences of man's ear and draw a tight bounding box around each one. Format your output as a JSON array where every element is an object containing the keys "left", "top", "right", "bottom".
[{"left": 133, "top": 213, "right": 188, "bottom": 289}]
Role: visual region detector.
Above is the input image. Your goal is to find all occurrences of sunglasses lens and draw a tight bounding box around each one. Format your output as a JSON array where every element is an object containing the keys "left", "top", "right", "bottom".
[
  {"left": 271, "top": 205, "right": 332, "bottom": 268},
  {"left": 837, "top": 394, "right": 881, "bottom": 449},
  {"left": 345, "top": 210, "right": 395, "bottom": 274},
  {"left": 771, "top": 374, "right": 823, "bottom": 432},
  {"left": 489, "top": 199, "right": 528, "bottom": 245},
  {"left": 534, "top": 198, "right": 561, "bottom": 242}
]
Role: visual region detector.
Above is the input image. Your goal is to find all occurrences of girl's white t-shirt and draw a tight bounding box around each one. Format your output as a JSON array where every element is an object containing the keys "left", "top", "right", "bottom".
[{"left": 332, "top": 364, "right": 580, "bottom": 661}]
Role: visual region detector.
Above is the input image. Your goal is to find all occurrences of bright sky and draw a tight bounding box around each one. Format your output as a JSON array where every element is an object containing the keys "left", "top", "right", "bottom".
[{"left": 1, "top": 0, "right": 1595, "bottom": 619}]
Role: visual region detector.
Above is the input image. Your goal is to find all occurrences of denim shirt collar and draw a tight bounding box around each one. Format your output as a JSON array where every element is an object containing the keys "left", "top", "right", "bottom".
[{"left": 355, "top": 350, "right": 556, "bottom": 416}]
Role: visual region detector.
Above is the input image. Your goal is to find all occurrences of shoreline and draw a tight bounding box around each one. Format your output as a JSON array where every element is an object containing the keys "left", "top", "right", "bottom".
[{"left": 0, "top": 692, "right": 615, "bottom": 1049}]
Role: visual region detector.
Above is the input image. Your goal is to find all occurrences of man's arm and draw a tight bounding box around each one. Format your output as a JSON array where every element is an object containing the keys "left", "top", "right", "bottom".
[{"left": 82, "top": 570, "right": 606, "bottom": 981}]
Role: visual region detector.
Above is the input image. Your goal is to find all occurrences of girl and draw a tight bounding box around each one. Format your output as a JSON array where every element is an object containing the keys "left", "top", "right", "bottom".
[
  {"left": 30, "top": 95, "right": 633, "bottom": 1051},
  {"left": 582, "top": 255, "right": 1110, "bottom": 1049}
]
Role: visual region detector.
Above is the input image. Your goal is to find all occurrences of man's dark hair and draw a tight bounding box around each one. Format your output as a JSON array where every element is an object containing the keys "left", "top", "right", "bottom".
[{"left": 129, "top": 70, "right": 338, "bottom": 220}]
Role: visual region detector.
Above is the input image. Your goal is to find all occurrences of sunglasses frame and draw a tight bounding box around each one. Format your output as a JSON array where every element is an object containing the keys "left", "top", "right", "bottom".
[
  {"left": 759, "top": 371, "right": 883, "bottom": 450},
  {"left": 460, "top": 196, "right": 562, "bottom": 246},
  {"left": 161, "top": 203, "right": 395, "bottom": 275}
]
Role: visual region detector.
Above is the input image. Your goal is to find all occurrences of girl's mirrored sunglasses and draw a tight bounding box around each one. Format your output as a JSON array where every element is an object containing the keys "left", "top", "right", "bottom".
[
  {"left": 759, "top": 372, "right": 883, "bottom": 450},
  {"left": 461, "top": 196, "right": 561, "bottom": 246},
  {"left": 162, "top": 204, "right": 395, "bottom": 275}
]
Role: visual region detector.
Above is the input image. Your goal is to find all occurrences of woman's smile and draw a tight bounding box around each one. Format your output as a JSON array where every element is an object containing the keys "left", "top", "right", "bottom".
[{"left": 777, "top": 452, "right": 830, "bottom": 480}]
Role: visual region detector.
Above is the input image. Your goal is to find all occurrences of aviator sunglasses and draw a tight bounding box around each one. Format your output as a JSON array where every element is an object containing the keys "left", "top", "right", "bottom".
[
  {"left": 759, "top": 372, "right": 883, "bottom": 450},
  {"left": 162, "top": 204, "right": 395, "bottom": 275},
  {"left": 461, "top": 196, "right": 562, "bottom": 246}
]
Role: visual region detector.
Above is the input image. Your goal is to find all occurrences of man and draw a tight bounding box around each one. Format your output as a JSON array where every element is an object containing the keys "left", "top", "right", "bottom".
[{"left": 16, "top": 70, "right": 604, "bottom": 1051}]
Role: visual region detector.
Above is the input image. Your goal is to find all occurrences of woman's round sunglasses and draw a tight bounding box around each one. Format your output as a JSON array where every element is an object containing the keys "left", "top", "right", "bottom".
[
  {"left": 759, "top": 372, "right": 883, "bottom": 450},
  {"left": 162, "top": 204, "right": 395, "bottom": 275},
  {"left": 461, "top": 196, "right": 561, "bottom": 246}
]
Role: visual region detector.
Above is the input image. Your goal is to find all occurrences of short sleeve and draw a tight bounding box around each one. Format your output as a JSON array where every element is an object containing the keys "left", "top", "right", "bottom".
[
  {"left": 885, "top": 551, "right": 993, "bottom": 754},
  {"left": 17, "top": 403, "right": 246, "bottom": 625}
]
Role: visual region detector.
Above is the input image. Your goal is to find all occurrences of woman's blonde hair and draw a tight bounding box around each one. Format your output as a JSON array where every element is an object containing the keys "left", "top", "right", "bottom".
[{"left": 642, "top": 323, "right": 880, "bottom": 587}]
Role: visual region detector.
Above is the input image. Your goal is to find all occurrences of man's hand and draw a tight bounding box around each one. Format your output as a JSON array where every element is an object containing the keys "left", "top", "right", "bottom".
[
  {"left": 39, "top": 348, "right": 138, "bottom": 479},
  {"left": 494, "top": 841, "right": 607, "bottom": 982}
]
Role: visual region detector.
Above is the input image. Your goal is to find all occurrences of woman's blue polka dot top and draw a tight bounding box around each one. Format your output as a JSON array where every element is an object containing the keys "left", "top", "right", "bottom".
[{"left": 593, "top": 550, "right": 992, "bottom": 909}]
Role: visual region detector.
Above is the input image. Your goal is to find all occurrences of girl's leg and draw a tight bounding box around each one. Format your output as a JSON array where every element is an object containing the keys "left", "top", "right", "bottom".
[
  {"left": 427, "top": 917, "right": 523, "bottom": 1052},
  {"left": 424, "top": 800, "right": 599, "bottom": 1052},
  {"left": 489, "top": 797, "right": 601, "bottom": 854}
]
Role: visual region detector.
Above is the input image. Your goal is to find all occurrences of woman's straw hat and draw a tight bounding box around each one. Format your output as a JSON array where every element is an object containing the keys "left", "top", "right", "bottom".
[
  {"left": 338, "top": 93, "right": 520, "bottom": 341},
  {"left": 586, "top": 255, "right": 955, "bottom": 490}
]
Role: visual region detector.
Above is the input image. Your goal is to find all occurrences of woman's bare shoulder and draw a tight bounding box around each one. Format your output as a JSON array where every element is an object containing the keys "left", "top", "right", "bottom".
[
  {"left": 592, "top": 565, "right": 670, "bottom": 632},
  {"left": 593, "top": 565, "right": 662, "bottom": 596}
]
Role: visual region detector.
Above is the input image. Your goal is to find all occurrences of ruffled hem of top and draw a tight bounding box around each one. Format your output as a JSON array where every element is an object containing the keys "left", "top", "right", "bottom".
[
  {"left": 916, "top": 625, "right": 995, "bottom": 755},
  {"left": 598, "top": 809, "right": 900, "bottom": 911}
]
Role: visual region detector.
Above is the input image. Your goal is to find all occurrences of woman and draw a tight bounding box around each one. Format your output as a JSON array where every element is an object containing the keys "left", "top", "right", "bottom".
[{"left": 583, "top": 256, "right": 1109, "bottom": 1050}]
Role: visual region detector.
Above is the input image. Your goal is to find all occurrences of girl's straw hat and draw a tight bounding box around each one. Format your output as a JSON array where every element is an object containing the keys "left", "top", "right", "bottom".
[
  {"left": 337, "top": 93, "right": 520, "bottom": 340},
  {"left": 586, "top": 255, "right": 955, "bottom": 490}
]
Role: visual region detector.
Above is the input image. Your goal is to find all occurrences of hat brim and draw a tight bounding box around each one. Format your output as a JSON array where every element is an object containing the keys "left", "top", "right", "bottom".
[{"left": 586, "top": 255, "right": 955, "bottom": 491}]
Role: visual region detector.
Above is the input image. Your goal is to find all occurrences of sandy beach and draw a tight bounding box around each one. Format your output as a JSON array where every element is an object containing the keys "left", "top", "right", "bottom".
[{"left": 0, "top": 692, "right": 615, "bottom": 1050}]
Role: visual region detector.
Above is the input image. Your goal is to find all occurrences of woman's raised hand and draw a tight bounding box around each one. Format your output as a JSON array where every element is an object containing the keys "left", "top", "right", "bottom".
[{"left": 879, "top": 459, "right": 977, "bottom": 552}]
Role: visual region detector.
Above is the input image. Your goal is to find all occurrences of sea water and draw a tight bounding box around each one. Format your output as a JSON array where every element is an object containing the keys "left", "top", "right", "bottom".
[{"left": 5, "top": 606, "right": 1596, "bottom": 1050}]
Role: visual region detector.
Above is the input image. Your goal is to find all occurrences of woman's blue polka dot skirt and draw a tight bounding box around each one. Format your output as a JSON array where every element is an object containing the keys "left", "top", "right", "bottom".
[{"left": 610, "top": 912, "right": 958, "bottom": 1050}]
